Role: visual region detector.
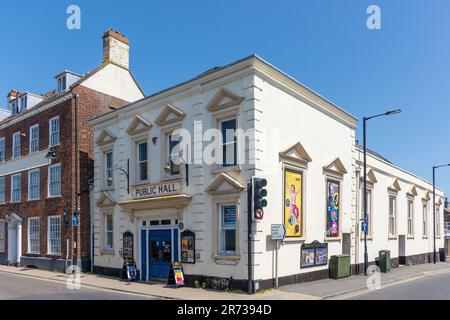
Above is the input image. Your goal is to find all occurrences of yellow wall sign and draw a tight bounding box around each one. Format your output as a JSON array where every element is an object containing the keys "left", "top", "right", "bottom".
[{"left": 284, "top": 168, "right": 303, "bottom": 237}]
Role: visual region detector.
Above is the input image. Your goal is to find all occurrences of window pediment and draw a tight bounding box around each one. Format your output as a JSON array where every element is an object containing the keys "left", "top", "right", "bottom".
[
  {"left": 279, "top": 142, "right": 312, "bottom": 166},
  {"left": 96, "top": 191, "right": 117, "bottom": 207},
  {"left": 206, "top": 88, "right": 244, "bottom": 112},
  {"left": 323, "top": 157, "right": 347, "bottom": 177},
  {"left": 95, "top": 129, "right": 117, "bottom": 146},
  {"left": 388, "top": 178, "right": 402, "bottom": 192},
  {"left": 205, "top": 173, "right": 245, "bottom": 195},
  {"left": 423, "top": 190, "right": 431, "bottom": 201},
  {"left": 155, "top": 104, "right": 186, "bottom": 126},
  {"left": 407, "top": 185, "right": 418, "bottom": 197},
  {"left": 126, "top": 114, "right": 153, "bottom": 135}
]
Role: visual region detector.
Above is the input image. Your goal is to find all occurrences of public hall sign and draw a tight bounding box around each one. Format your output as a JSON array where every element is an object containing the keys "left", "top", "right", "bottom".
[{"left": 133, "top": 181, "right": 182, "bottom": 199}]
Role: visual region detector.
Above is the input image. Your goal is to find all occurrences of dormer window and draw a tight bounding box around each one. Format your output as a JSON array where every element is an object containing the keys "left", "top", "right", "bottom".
[
  {"left": 20, "top": 96, "right": 27, "bottom": 111},
  {"left": 57, "top": 76, "right": 67, "bottom": 93},
  {"left": 11, "top": 101, "right": 19, "bottom": 116}
]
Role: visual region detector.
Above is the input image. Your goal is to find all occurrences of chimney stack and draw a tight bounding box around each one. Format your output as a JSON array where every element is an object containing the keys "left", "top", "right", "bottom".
[{"left": 102, "top": 29, "right": 130, "bottom": 70}]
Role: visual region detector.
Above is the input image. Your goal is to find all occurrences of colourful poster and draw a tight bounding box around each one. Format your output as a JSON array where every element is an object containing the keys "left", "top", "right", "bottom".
[
  {"left": 326, "top": 180, "right": 340, "bottom": 237},
  {"left": 284, "top": 169, "right": 302, "bottom": 237}
]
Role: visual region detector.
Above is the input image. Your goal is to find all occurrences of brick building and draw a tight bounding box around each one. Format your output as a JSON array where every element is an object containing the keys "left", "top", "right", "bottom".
[{"left": 0, "top": 29, "right": 144, "bottom": 272}]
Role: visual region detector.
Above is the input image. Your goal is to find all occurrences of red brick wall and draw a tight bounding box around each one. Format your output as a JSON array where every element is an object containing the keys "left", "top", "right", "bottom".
[{"left": 0, "top": 86, "right": 129, "bottom": 266}]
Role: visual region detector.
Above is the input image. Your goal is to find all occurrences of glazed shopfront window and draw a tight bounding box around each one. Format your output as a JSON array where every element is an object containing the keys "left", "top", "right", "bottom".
[{"left": 219, "top": 205, "right": 237, "bottom": 255}]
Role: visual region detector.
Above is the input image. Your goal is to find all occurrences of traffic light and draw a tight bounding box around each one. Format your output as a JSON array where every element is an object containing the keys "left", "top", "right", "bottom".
[{"left": 253, "top": 178, "right": 267, "bottom": 220}]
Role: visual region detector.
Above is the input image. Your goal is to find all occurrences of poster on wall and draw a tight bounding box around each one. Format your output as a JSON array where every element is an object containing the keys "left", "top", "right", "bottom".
[
  {"left": 301, "top": 241, "right": 328, "bottom": 268},
  {"left": 122, "top": 231, "right": 134, "bottom": 262},
  {"left": 284, "top": 168, "right": 303, "bottom": 237},
  {"left": 181, "top": 230, "right": 195, "bottom": 264},
  {"left": 326, "top": 179, "right": 340, "bottom": 238}
]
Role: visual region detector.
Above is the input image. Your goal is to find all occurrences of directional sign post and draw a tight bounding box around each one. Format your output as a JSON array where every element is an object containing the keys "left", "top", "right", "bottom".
[
  {"left": 361, "top": 220, "right": 368, "bottom": 234},
  {"left": 271, "top": 224, "right": 286, "bottom": 288},
  {"left": 72, "top": 215, "right": 79, "bottom": 228}
]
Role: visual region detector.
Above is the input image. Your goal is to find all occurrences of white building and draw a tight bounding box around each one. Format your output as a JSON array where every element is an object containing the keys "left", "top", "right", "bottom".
[{"left": 90, "top": 55, "right": 445, "bottom": 290}]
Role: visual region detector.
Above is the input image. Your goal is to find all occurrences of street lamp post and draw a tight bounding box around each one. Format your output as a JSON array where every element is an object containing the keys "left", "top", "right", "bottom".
[
  {"left": 432, "top": 163, "right": 450, "bottom": 263},
  {"left": 362, "top": 109, "right": 401, "bottom": 276}
]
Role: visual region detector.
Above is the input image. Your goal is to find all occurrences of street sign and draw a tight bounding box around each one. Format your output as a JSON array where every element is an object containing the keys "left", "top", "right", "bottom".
[
  {"left": 72, "top": 215, "right": 79, "bottom": 227},
  {"left": 361, "top": 221, "right": 368, "bottom": 233},
  {"left": 271, "top": 224, "right": 286, "bottom": 240}
]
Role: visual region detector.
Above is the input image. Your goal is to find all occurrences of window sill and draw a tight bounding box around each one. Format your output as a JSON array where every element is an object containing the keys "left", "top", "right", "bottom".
[
  {"left": 26, "top": 252, "right": 40, "bottom": 256},
  {"left": 100, "top": 250, "right": 115, "bottom": 255},
  {"left": 160, "top": 175, "right": 182, "bottom": 183},
  {"left": 212, "top": 164, "right": 242, "bottom": 175},
  {"left": 47, "top": 253, "right": 61, "bottom": 257},
  {"left": 282, "top": 237, "right": 306, "bottom": 243},
  {"left": 388, "top": 236, "right": 398, "bottom": 240},
  {"left": 47, "top": 196, "right": 62, "bottom": 199},
  {"left": 422, "top": 236, "right": 429, "bottom": 239},
  {"left": 213, "top": 254, "right": 240, "bottom": 265},
  {"left": 407, "top": 236, "right": 415, "bottom": 240},
  {"left": 100, "top": 188, "right": 115, "bottom": 192},
  {"left": 324, "top": 236, "right": 342, "bottom": 242},
  {"left": 27, "top": 198, "right": 40, "bottom": 202}
]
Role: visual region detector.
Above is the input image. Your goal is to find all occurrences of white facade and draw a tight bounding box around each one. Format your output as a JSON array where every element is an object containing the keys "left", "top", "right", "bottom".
[{"left": 90, "top": 55, "right": 445, "bottom": 289}]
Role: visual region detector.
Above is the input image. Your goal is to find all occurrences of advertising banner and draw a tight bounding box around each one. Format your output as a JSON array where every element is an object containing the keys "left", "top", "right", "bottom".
[
  {"left": 284, "top": 169, "right": 303, "bottom": 237},
  {"left": 326, "top": 179, "right": 340, "bottom": 237}
]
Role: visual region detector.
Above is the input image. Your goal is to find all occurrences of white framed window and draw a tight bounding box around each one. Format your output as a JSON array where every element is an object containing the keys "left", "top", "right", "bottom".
[
  {"left": 12, "top": 132, "right": 21, "bottom": 158},
  {"left": 0, "top": 220, "right": 5, "bottom": 252},
  {"left": 28, "top": 217, "right": 40, "bottom": 254},
  {"left": 57, "top": 76, "right": 67, "bottom": 93},
  {"left": 436, "top": 206, "right": 441, "bottom": 237},
  {"left": 47, "top": 216, "right": 61, "bottom": 255},
  {"left": 220, "top": 118, "right": 237, "bottom": 167},
  {"left": 219, "top": 204, "right": 237, "bottom": 255},
  {"left": 11, "top": 173, "right": 21, "bottom": 203},
  {"left": 0, "top": 137, "right": 5, "bottom": 162},
  {"left": 11, "top": 101, "right": 19, "bottom": 116},
  {"left": 423, "top": 203, "right": 428, "bottom": 237},
  {"left": 137, "top": 142, "right": 148, "bottom": 183},
  {"left": 389, "top": 195, "right": 397, "bottom": 236},
  {"left": 167, "top": 134, "right": 180, "bottom": 176},
  {"left": 407, "top": 199, "right": 414, "bottom": 237},
  {"left": 0, "top": 177, "right": 5, "bottom": 204},
  {"left": 29, "top": 124, "right": 39, "bottom": 153},
  {"left": 20, "top": 96, "right": 27, "bottom": 111},
  {"left": 105, "top": 214, "right": 114, "bottom": 251},
  {"left": 28, "top": 169, "right": 40, "bottom": 200},
  {"left": 360, "top": 188, "right": 373, "bottom": 236},
  {"left": 49, "top": 116, "right": 60, "bottom": 147},
  {"left": 48, "top": 164, "right": 61, "bottom": 197},
  {"left": 104, "top": 151, "right": 113, "bottom": 188}
]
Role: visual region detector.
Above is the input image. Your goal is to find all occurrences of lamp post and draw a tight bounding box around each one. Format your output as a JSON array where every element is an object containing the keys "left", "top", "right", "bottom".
[
  {"left": 362, "top": 109, "right": 401, "bottom": 276},
  {"left": 432, "top": 163, "right": 450, "bottom": 263}
]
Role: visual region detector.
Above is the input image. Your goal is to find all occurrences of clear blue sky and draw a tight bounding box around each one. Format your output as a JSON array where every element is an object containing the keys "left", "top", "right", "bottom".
[{"left": 1, "top": 0, "right": 449, "bottom": 194}]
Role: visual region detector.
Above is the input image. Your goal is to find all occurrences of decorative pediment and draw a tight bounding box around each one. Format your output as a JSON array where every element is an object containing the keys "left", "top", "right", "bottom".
[
  {"left": 155, "top": 104, "right": 186, "bottom": 126},
  {"left": 323, "top": 157, "right": 348, "bottom": 176},
  {"left": 96, "top": 191, "right": 117, "bottom": 207},
  {"left": 423, "top": 191, "right": 431, "bottom": 201},
  {"left": 367, "top": 169, "right": 378, "bottom": 184},
  {"left": 205, "top": 173, "right": 245, "bottom": 195},
  {"left": 206, "top": 88, "right": 244, "bottom": 112},
  {"left": 279, "top": 142, "right": 312, "bottom": 166},
  {"left": 436, "top": 197, "right": 443, "bottom": 206},
  {"left": 407, "top": 185, "right": 418, "bottom": 197},
  {"left": 126, "top": 114, "right": 153, "bottom": 135},
  {"left": 95, "top": 129, "right": 117, "bottom": 146},
  {"left": 388, "top": 178, "right": 402, "bottom": 192}
]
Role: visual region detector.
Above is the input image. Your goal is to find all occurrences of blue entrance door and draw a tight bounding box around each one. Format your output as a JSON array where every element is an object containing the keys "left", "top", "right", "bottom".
[{"left": 148, "top": 229, "right": 172, "bottom": 280}]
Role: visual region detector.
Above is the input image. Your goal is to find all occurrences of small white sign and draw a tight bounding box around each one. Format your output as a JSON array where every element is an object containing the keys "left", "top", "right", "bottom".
[{"left": 271, "top": 224, "right": 286, "bottom": 240}]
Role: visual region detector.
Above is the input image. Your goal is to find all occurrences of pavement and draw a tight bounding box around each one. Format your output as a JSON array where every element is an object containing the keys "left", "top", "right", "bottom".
[{"left": 0, "top": 262, "right": 449, "bottom": 300}]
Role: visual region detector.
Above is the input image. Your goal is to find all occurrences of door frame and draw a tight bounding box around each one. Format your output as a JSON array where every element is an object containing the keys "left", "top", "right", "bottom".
[
  {"left": 139, "top": 218, "right": 180, "bottom": 282},
  {"left": 6, "top": 213, "right": 22, "bottom": 265}
]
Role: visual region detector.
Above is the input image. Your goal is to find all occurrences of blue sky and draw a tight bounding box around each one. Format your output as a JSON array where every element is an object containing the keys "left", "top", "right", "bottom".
[{"left": 0, "top": 0, "right": 449, "bottom": 194}]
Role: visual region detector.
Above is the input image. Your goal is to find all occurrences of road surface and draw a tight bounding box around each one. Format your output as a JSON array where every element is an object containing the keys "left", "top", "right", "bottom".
[
  {"left": 351, "top": 271, "right": 450, "bottom": 300},
  {"left": 0, "top": 271, "right": 160, "bottom": 300}
]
